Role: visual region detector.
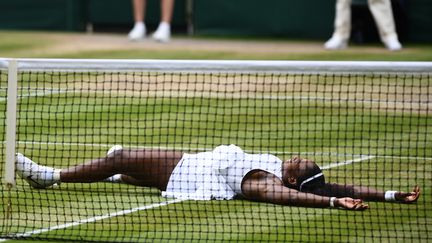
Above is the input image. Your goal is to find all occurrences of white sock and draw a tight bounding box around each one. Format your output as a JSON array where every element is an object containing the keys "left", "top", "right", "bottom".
[
  {"left": 104, "top": 174, "right": 123, "bottom": 183},
  {"left": 134, "top": 21, "right": 145, "bottom": 29},
  {"left": 128, "top": 22, "right": 146, "bottom": 40},
  {"left": 35, "top": 166, "right": 61, "bottom": 185},
  {"left": 52, "top": 169, "right": 61, "bottom": 182},
  {"left": 153, "top": 22, "right": 171, "bottom": 42},
  {"left": 157, "top": 22, "right": 170, "bottom": 32}
]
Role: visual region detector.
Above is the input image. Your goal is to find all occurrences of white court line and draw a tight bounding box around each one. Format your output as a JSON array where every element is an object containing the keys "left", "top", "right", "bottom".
[
  {"left": 1, "top": 86, "right": 428, "bottom": 106},
  {"left": 0, "top": 82, "right": 428, "bottom": 241},
  {"left": 0, "top": 89, "right": 68, "bottom": 102},
  {"left": 11, "top": 140, "right": 432, "bottom": 161},
  {"left": 0, "top": 198, "right": 185, "bottom": 241},
  {"left": 321, "top": 155, "right": 375, "bottom": 170}
]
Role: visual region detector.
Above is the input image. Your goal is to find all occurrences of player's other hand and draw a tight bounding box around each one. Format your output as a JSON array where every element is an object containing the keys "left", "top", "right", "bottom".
[
  {"left": 335, "top": 197, "right": 369, "bottom": 211},
  {"left": 396, "top": 185, "right": 420, "bottom": 203}
]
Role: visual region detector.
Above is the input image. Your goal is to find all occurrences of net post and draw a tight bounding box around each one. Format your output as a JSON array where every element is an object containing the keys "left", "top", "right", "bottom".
[{"left": 4, "top": 59, "right": 18, "bottom": 187}]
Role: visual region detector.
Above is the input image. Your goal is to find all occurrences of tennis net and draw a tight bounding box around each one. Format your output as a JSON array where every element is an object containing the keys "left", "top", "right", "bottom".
[{"left": 0, "top": 58, "right": 431, "bottom": 242}]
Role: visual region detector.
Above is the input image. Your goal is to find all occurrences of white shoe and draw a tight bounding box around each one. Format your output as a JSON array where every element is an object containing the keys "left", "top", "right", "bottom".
[
  {"left": 324, "top": 36, "right": 348, "bottom": 50},
  {"left": 107, "top": 145, "right": 123, "bottom": 155},
  {"left": 128, "top": 23, "right": 146, "bottom": 41},
  {"left": 152, "top": 22, "right": 171, "bottom": 43},
  {"left": 382, "top": 35, "right": 402, "bottom": 51},
  {"left": 15, "top": 153, "right": 60, "bottom": 189}
]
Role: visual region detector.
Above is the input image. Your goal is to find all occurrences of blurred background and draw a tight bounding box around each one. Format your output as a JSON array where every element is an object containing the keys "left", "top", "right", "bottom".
[
  {"left": 0, "top": 0, "right": 431, "bottom": 61},
  {"left": 0, "top": 0, "right": 430, "bottom": 43}
]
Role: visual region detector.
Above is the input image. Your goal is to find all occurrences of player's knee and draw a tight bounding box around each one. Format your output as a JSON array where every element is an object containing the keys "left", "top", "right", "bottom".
[
  {"left": 107, "top": 148, "right": 123, "bottom": 158},
  {"left": 106, "top": 149, "right": 129, "bottom": 166}
]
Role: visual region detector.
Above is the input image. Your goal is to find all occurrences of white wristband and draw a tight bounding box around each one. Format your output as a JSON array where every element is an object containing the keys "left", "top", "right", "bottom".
[
  {"left": 385, "top": 191, "right": 398, "bottom": 202},
  {"left": 329, "top": 197, "right": 337, "bottom": 208}
]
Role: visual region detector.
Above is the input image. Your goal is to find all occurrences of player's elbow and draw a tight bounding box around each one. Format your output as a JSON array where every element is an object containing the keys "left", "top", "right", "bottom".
[{"left": 257, "top": 185, "right": 291, "bottom": 204}]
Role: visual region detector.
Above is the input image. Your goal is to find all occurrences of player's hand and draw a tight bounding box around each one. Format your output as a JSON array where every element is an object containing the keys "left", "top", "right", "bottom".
[
  {"left": 395, "top": 185, "right": 420, "bottom": 203},
  {"left": 335, "top": 197, "right": 369, "bottom": 210}
]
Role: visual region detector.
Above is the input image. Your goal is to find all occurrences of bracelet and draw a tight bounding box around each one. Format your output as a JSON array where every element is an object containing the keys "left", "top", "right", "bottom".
[
  {"left": 329, "top": 197, "right": 337, "bottom": 208},
  {"left": 385, "top": 191, "right": 398, "bottom": 202}
]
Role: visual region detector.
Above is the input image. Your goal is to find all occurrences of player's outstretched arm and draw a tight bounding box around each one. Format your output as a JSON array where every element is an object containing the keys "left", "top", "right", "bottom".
[
  {"left": 314, "top": 183, "right": 420, "bottom": 203},
  {"left": 242, "top": 175, "right": 368, "bottom": 210},
  {"left": 394, "top": 185, "right": 420, "bottom": 203}
]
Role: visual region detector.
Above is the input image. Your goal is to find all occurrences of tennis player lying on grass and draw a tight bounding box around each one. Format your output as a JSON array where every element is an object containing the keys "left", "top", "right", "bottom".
[{"left": 15, "top": 144, "right": 420, "bottom": 211}]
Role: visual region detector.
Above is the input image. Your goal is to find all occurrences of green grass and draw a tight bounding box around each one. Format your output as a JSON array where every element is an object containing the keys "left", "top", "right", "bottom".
[
  {"left": 0, "top": 31, "right": 431, "bottom": 242},
  {"left": 1, "top": 76, "right": 431, "bottom": 241},
  {"left": 49, "top": 46, "right": 432, "bottom": 61},
  {"left": 0, "top": 30, "right": 432, "bottom": 60}
]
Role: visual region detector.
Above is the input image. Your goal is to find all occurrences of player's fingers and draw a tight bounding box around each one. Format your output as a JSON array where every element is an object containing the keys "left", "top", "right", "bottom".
[
  {"left": 359, "top": 204, "right": 368, "bottom": 210},
  {"left": 404, "top": 186, "right": 420, "bottom": 202},
  {"left": 353, "top": 201, "right": 364, "bottom": 210},
  {"left": 353, "top": 199, "right": 363, "bottom": 204},
  {"left": 355, "top": 202, "right": 368, "bottom": 211},
  {"left": 404, "top": 193, "right": 420, "bottom": 203},
  {"left": 412, "top": 188, "right": 420, "bottom": 201},
  {"left": 357, "top": 204, "right": 366, "bottom": 211}
]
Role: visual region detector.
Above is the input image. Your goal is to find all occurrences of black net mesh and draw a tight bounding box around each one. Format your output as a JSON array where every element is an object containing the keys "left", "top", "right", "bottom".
[{"left": 0, "top": 64, "right": 431, "bottom": 241}]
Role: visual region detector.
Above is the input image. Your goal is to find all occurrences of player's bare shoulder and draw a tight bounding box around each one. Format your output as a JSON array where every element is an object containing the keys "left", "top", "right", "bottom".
[
  {"left": 241, "top": 169, "right": 284, "bottom": 200},
  {"left": 243, "top": 169, "right": 284, "bottom": 187}
]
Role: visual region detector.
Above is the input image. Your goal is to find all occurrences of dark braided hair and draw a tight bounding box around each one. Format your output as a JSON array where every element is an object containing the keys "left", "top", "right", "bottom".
[{"left": 296, "top": 162, "right": 325, "bottom": 192}]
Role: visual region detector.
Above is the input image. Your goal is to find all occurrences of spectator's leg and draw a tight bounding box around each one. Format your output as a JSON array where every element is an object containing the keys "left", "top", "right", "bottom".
[
  {"left": 368, "top": 0, "right": 402, "bottom": 50},
  {"left": 153, "top": 0, "right": 175, "bottom": 42},
  {"left": 325, "top": 0, "right": 352, "bottom": 49},
  {"left": 161, "top": 0, "right": 175, "bottom": 23},
  {"left": 128, "top": 0, "right": 147, "bottom": 40}
]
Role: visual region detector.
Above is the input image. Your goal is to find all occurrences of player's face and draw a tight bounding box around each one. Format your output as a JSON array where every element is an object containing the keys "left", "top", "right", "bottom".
[{"left": 282, "top": 157, "right": 317, "bottom": 185}]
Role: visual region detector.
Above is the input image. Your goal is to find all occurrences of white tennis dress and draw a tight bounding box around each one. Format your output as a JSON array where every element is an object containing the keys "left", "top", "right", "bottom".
[{"left": 162, "top": 144, "right": 283, "bottom": 200}]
